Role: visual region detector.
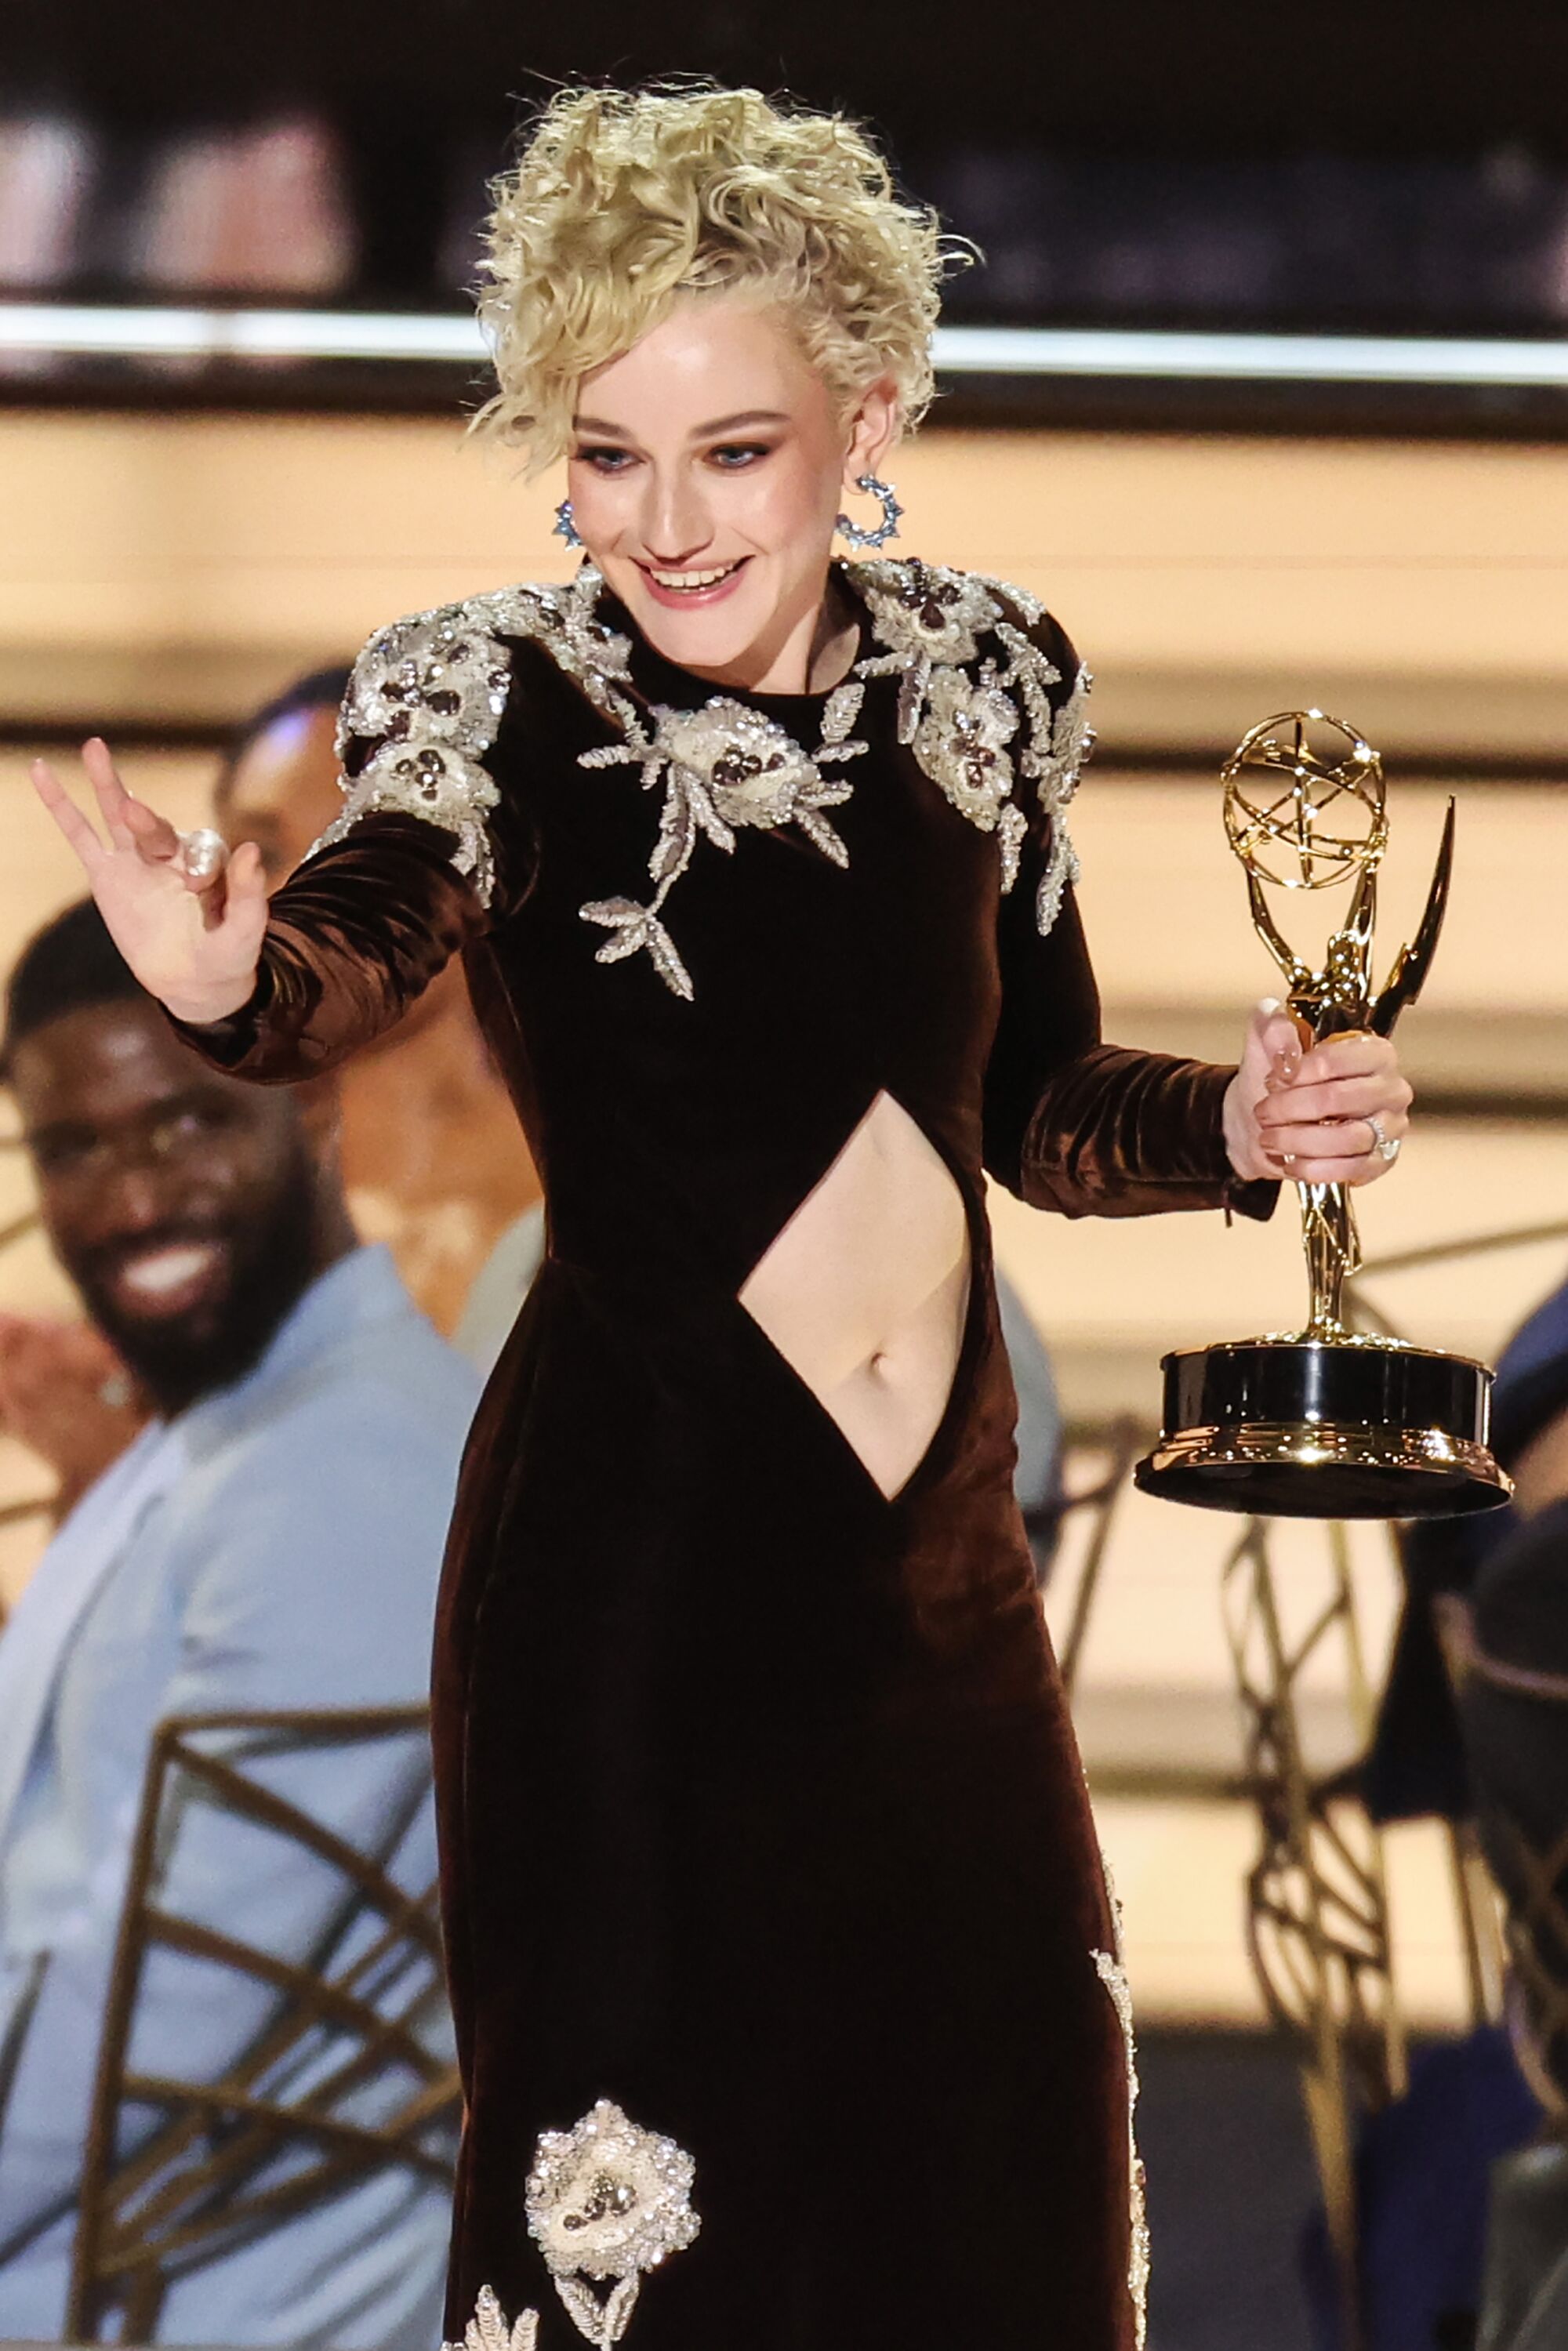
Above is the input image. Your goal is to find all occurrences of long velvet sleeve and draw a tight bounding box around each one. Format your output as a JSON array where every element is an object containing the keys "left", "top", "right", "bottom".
[
  {"left": 169, "top": 604, "right": 540, "bottom": 1082},
  {"left": 168, "top": 814, "right": 492, "bottom": 1083},
  {"left": 982, "top": 611, "right": 1277, "bottom": 1224}
]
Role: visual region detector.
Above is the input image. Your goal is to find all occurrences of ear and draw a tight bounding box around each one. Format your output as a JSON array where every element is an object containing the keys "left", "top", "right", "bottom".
[{"left": 842, "top": 373, "right": 900, "bottom": 488}]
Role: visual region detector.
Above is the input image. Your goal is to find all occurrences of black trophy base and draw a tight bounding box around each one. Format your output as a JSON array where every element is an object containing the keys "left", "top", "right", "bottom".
[{"left": 1134, "top": 1335, "right": 1512, "bottom": 1520}]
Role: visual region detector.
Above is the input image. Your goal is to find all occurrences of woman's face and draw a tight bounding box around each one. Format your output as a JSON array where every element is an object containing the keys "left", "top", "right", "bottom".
[{"left": 566, "top": 296, "right": 895, "bottom": 688}]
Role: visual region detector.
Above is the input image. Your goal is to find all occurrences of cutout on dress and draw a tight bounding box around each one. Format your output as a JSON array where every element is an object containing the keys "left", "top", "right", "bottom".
[{"left": 739, "top": 1091, "right": 971, "bottom": 1500}]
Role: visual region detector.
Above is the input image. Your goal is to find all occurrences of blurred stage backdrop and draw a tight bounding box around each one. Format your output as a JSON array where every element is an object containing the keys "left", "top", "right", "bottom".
[{"left": 2, "top": 6, "right": 1566, "bottom": 2346}]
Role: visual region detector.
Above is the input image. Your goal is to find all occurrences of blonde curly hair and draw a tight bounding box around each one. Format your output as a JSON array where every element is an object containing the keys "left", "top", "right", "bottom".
[{"left": 474, "top": 83, "right": 964, "bottom": 473}]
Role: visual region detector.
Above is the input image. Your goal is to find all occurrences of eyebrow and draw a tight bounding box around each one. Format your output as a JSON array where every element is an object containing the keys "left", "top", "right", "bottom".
[{"left": 572, "top": 410, "right": 792, "bottom": 441}]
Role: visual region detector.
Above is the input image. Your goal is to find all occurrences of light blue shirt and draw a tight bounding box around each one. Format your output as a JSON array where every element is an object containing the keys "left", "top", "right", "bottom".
[{"left": 0, "top": 1244, "right": 481, "bottom": 2349}]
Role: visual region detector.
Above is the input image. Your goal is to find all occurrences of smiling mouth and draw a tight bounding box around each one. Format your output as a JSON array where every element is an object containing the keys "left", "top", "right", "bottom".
[
  {"left": 106, "top": 1239, "right": 228, "bottom": 1320},
  {"left": 637, "top": 557, "right": 749, "bottom": 604}
]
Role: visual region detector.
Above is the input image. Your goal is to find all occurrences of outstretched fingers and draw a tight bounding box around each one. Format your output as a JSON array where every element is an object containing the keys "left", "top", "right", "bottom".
[
  {"left": 82, "top": 737, "right": 181, "bottom": 865},
  {"left": 79, "top": 737, "right": 141, "bottom": 851},
  {"left": 30, "top": 756, "right": 107, "bottom": 872}
]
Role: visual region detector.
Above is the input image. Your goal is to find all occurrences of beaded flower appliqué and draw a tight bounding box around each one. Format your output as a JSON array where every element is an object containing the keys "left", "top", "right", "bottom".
[
  {"left": 852, "top": 555, "right": 1094, "bottom": 936},
  {"left": 577, "top": 685, "right": 867, "bottom": 999},
  {"left": 444, "top": 2286, "right": 539, "bottom": 2351},
  {"left": 317, "top": 556, "right": 1093, "bottom": 997},
  {"left": 444, "top": 2102, "right": 700, "bottom": 2351},
  {"left": 314, "top": 571, "right": 637, "bottom": 907}
]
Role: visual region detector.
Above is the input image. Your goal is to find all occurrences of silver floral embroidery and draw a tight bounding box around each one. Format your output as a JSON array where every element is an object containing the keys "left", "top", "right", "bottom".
[
  {"left": 318, "top": 557, "right": 1091, "bottom": 976},
  {"left": 910, "top": 664, "right": 1020, "bottom": 826},
  {"left": 324, "top": 730, "right": 503, "bottom": 902},
  {"left": 312, "top": 571, "right": 635, "bottom": 908},
  {"left": 851, "top": 557, "right": 1090, "bottom": 936},
  {"left": 524, "top": 2099, "right": 701, "bottom": 2347},
  {"left": 577, "top": 685, "right": 866, "bottom": 999},
  {"left": 1029, "top": 663, "right": 1094, "bottom": 936},
  {"left": 1094, "top": 1861, "right": 1150, "bottom": 2349},
  {"left": 441, "top": 2285, "right": 539, "bottom": 2351},
  {"left": 851, "top": 556, "right": 1003, "bottom": 742}
]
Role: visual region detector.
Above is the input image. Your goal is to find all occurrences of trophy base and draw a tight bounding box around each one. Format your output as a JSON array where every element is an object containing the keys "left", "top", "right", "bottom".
[{"left": 1134, "top": 1336, "right": 1512, "bottom": 1519}]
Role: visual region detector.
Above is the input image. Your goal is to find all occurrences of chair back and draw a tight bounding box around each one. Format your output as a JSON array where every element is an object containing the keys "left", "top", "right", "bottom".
[{"left": 67, "top": 1703, "right": 460, "bottom": 2343}]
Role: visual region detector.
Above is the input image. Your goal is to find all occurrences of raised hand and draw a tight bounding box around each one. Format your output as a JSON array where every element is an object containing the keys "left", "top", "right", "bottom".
[
  {"left": 1223, "top": 997, "right": 1413, "bottom": 1187},
  {"left": 30, "top": 738, "right": 269, "bottom": 1024}
]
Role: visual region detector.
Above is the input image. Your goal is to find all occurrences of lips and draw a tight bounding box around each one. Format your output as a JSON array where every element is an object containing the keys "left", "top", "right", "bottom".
[
  {"left": 102, "top": 1238, "right": 230, "bottom": 1322},
  {"left": 637, "top": 557, "right": 750, "bottom": 611}
]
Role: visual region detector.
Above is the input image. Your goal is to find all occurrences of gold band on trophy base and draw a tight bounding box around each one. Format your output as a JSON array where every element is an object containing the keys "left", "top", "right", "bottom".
[
  {"left": 1141, "top": 1340, "right": 1506, "bottom": 1518},
  {"left": 1134, "top": 711, "right": 1510, "bottom": 1522}
]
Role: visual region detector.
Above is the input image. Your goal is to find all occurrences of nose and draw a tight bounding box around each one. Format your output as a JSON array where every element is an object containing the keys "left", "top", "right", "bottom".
[
  {"left": 640, "top": 467, "right": 714, "bottom": 567},
  {"left": 89, "top": 1156, "right": 185, "bottom": 1241}
]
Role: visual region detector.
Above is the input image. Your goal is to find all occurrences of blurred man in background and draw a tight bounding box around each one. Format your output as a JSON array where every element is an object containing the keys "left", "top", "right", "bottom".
[
  {"left": 0, "top": 899, "right": 479, "bottom": 2346},
  {"left": 214, "top": 666, "right": 540, "bottom": 1334},
  {"left": 0, "top": 666, "right": 538, "bottom": 1533}
]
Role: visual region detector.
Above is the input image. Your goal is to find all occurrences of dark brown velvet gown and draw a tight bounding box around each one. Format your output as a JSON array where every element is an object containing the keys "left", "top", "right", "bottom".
[{"left": 176, "top": 557, "right": 1273, "bottom": 2351}]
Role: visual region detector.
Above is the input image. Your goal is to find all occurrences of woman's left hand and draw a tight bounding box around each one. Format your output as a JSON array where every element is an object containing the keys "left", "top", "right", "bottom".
[{"left": 1222, "top": 998, "right": 1414, "bottom": 1187}]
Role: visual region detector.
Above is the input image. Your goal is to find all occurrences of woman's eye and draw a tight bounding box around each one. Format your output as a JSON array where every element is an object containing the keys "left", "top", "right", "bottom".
[
  {"left": 709, "top": 443, "right": 771, "bottom": 469},
  {"left": 576, "top": 446, "right": 635, "bottom": 472}
]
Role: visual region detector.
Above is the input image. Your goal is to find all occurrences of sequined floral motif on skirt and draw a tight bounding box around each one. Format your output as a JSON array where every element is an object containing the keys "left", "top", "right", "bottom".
[
  {"left": 524, "top": 2098, "right": 702, "bottom": 2346},
  {"left": 443, "top": 2284, "right": 540, "bottom": 2351},
  {"left": 1093, "top": 1859, "right": 1150, "bottom": 2349}
]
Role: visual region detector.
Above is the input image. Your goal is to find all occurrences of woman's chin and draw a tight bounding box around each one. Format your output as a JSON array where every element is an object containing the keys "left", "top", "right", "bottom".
[{"left": 626, "top": 586, "right": 772, "bottom": 680}]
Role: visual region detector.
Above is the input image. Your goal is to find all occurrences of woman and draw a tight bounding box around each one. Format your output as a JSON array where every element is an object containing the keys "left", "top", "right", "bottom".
[{"left": 32, "top": 85, "right": 1411, "bottom": 2351}]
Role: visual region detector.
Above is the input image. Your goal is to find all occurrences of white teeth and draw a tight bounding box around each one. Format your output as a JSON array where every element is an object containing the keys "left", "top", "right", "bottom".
[
  {"left": 118, "top": 1243, "right": 220, "bottom": 1296},
  {"left": 648, "top": 563, "right": 739, "bottom": 590}
]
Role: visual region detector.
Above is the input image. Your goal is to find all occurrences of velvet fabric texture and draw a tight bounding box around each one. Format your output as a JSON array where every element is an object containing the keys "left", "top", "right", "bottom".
[{"left": 176, "top": 567, "right": 1273, "bottom": 2350}]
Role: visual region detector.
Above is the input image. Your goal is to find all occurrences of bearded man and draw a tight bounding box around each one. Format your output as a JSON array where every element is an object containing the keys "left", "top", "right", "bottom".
[{"left": 0, "top": 898, "right": 481, "bottom": 2348}]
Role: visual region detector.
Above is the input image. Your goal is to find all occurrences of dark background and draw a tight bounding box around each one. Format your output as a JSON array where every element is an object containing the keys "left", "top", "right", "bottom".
[{"left": 5, "top": 0, "right": 1568, "bottom": 331}]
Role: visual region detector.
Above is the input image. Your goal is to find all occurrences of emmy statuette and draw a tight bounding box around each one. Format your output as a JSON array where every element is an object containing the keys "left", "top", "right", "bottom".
[{"left": 1135, "top": 711, "right": 1510, "bottom": 1519}]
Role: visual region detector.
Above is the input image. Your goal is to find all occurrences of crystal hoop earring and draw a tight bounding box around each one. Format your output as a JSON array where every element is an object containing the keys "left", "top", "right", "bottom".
[
  {"left": 554, "top": 499, "right": 583, "bottom": 550},
  {"left": 834, "top": 474, "right": 902, "bottom": 551}
]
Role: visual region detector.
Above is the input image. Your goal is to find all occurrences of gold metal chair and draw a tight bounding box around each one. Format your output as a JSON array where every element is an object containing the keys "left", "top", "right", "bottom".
[
  {"left": 67, "top": 1704, "right": 460, "bottom": 2344},
  {"left": 1053, "top": 1414, "right": 1143, "bottom": 1697}
]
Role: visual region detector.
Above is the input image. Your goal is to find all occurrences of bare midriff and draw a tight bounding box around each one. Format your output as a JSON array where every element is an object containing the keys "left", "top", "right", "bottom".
[{"left": 739, "top": 1092, "right": 972, "bottom": 1498}]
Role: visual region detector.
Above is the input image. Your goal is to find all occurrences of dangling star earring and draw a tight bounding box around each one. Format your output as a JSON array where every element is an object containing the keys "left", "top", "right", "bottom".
[
  {"left": 833, "top": 473, "right": 902, "bottom": 550},
  {"left": 554, "top": 499, "right": 583, "bottom": 549}
]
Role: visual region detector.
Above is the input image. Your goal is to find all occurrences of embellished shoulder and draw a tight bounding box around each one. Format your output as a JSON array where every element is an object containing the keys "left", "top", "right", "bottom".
[
  {"left": 847, "top": 557, "right": 1094, "bottom": 938},
  {"left": 308, "top": 557, "right": 1094, "bottom": 992},
  {"left": 314, "top": 573, "right": 637, "bottom": 910}
]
